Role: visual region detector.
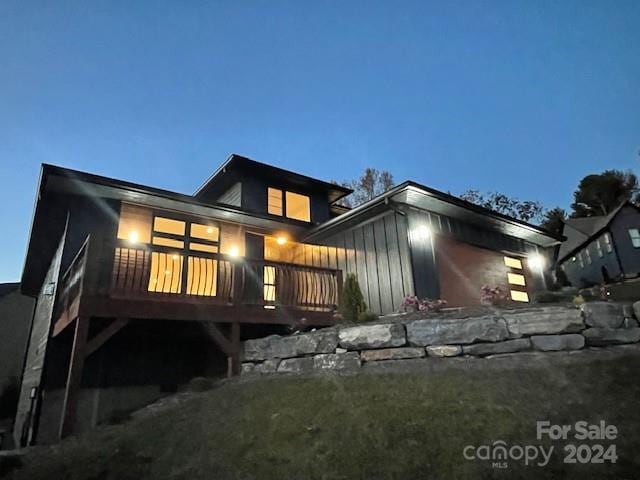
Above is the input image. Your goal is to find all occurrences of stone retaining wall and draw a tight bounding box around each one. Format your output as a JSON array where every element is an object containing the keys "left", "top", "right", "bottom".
[{"left": 241, "top": 302, "right": 640, "bottom": 375}]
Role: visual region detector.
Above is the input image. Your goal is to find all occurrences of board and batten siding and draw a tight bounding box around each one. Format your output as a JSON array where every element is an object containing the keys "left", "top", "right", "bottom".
[{"left": 317, "top": 211, "right": 414, "bottom": 315}]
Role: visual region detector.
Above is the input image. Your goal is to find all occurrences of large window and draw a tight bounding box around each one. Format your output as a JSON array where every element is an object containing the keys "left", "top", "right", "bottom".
[
  {"left": 116, "top": 204, "right": 221, "bottom": 297},
  {"left": 267, "top": 187, "right": 311, "bottom": 222},
  {"left": 629, "top": 228, "right": 640, "bottom": 248}
]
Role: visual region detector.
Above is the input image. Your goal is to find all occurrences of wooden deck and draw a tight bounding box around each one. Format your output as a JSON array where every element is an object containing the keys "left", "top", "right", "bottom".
[{"left": 51, "top": 234, "right": 343, "bottom": 438}]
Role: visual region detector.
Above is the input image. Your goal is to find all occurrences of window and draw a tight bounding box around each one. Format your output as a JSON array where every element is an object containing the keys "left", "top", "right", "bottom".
[
  {"left": 503, "top": 256, "right": 523, "bottom": 269},
  {"left": 285, "top": 192, "right": 311, "bottom": 222},
  {"left": 507, "top": 273, "right": 526, "bottom": 286},
  {"left": 268, "top": 188, "right": 283, "bottom": 216},
  {"left": 267, "top": 187, "right": 311, "bottom": 222},
  {"left": 264, "top": 266, "right": 276, "bottom": 305},
  {"left": 148, "top": 252, "right": 183, "bottom": 294},
  {"left": 510, "top": 290, "right": 529, "bottom": 302},
  {"left": 585, "top": 247, "right": 592, "bottom": 265},
  {"left": 578, "top": 252, "right": 584, "bottom": 268},
  {"left": 595, "top": 238, "right": 603, "bottom": 258},
  {"left": 603, "top": 233, "right": 613, "bottom": 253},
  {"left": 117, "top": 203, "right": 152, "bottom": 244},
  {"left": 629, "top": 228, "right": 640, "bottom": 248}
]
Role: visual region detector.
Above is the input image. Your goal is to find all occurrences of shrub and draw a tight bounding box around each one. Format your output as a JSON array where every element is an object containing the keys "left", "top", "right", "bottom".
[
  {"left": 400, "top": 296, "right": 448, "bottom": 313},
  {"left": 480, "top": 285, "right": 510, "bottom": 306},
  {"left": 339, "top": 274, "right": 367, "bottom": 323},
  {"left": 357, "top": 311, "right": 379, "bottom": 323}
]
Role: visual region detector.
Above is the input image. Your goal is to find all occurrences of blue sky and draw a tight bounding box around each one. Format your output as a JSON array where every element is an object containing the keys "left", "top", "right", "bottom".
[{"left": 1, "top": 1, "right": 639, "bottom": 281}]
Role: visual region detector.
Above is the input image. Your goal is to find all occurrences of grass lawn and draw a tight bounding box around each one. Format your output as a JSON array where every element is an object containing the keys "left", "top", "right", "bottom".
[{"left": 4, "top": 349, "right": 640, "bottom": 480}]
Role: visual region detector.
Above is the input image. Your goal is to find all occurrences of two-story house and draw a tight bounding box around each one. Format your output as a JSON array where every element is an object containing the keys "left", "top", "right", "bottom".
[{"left": 14, "top": 154, "right": 559, "bottom": 445}]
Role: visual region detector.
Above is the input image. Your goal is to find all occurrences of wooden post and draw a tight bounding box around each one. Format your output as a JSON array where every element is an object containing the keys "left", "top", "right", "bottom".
[
  {"left": 59, "top": 316, "right": 90, "bottom": 439},
  {"left": 227, "top": 321, "right": 241, "bottom": 377}
]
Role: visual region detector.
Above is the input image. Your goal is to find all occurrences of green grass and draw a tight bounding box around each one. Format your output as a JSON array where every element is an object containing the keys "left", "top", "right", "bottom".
[{"left": 6, "top": 353, "right": 640, "bottom": 480}]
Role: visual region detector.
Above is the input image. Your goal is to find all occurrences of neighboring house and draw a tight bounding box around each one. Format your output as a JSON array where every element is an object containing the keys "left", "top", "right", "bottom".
[
  {"left": 14, "top": 154, "right": 559, "bottom": 446},
  {"left": 0, "top": 282, "right": 34, "bottom": 448},
  {"left": 557, "top": 202, "right": 640, "bottom": 288}
]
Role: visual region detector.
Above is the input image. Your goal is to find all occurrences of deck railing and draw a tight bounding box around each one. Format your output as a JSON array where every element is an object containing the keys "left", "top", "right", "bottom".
[{"left": 59, "top": 236, "right": 342, "bottom": 314}]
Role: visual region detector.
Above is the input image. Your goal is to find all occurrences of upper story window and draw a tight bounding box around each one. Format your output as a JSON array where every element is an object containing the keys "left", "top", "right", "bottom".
[
  {"left": 595, "top": 238, "right": 603, "bottom": 258},
  {"left": 584, "top": 247, "right": 592, "bottom": 265},
  {"left": 603, "top": 233, "right": 613, "bottom": 253},
  {"left": 578, "top": 252, "right": 584, "bottom": 268},
  {"left": 267, "top": 187, "right": 311, "bottom": 222},
  {"left": 629, "top": 228, "right": 640, "bottom": 248}
]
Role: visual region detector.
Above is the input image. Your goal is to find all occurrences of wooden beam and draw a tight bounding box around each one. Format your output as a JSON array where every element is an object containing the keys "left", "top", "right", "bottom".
[
  {"left": 85, "top": 318, "right": 130, "bottom": 357},
  {"left": 59, "top": 316, "right": 90, "bottom": 439},
  {"left": 227, "top": 321, "right": 241, "bottom": 377}
]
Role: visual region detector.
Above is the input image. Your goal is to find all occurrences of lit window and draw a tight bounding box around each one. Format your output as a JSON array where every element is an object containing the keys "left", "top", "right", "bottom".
[
  {"left": 117, "top": 203, "right": 152, "bottom": 244},
  {"left": 153, "top": 217, "right": 185, "bottom": 236},
  {"left": 152, "top": 237, "right": 184, "bottom": 249},
  {"left": 510, "top": 290, "right": 529, "bottom": 302},
  {"left": 148, "top": 252, "right": 182, "bottom": 294},
  {"left": 286, "top": 192, "right": 311, "bottom": 222},
  {"left": 189, "top": 243, "right": 218, "bottom": 253},
  {"left": 507, "top": 273, "right": 526, "bottom": 286},
  {"left": 595, "top": 238, "right": 603, "bottom": 258},
  {"left": 264, "top": 266, "right": 276, "bottom": 303},
  {"left": 585, "top": 248, "right": 592, "bottom": 265},
  {"left": 629, "top": 228, "right": 640, "bottom": 248},
  {"left": 186, "top": 257, "right": 218, "bottom": 296},
  {"left": 268, "top": 188, "right": 283, "bottom": 216},
  {"left": 190, "top": 223, "right": 219, "bottom": 242},
  {"left": 503, "top": 256, "right": 523, "bottom": 269},
  {"left": 603, "top": 233, "right": 613, "bottom": 253}
]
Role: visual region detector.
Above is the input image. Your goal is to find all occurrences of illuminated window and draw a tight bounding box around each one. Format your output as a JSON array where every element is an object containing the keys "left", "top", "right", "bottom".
[
  {"left": 603, "top": 233, "right": 613, "bottom": 253},
  {"left": 510, "top": 290, "right": 529, "bottom": 302},
  {"left": 148, "top": 252, "right": 182, "bottom": 293},
  {"left": 189, "top": 243, "right": 218, "bottom": 253},
  {"left": 286, "top": 192, "right": 311, "bottom": 222},
  {"left": 190, "top": 223, "right": 219, "bottom": 242},
  {"left": 629, "top": 228, "right": 640, "bottom": 248},
  {"left": 264, "top": 266, "right": 276, "bottom": 303},
  {"left": 507, "top": 273, "right": 526, "bottom": 286},
  {"left": 595, "top": 238, "right": 603, "bottom": 258},
  {"left": 153, "top": 217, "right": 185, "bottom": 236},
  {"left": 152, "top": 237, "right": 184, "bottom": 249},
  {"left": 186, "top": 257, "right": 218, "bottom": 296},
  {"left": 117, "top": 203, "right": 152, "bottom": 244},
  {"left": 503, "top": 256, "right": 523, "bottom": 269},
  {"left": 268, "top": 188, "right": 283, "bottom": 216}
]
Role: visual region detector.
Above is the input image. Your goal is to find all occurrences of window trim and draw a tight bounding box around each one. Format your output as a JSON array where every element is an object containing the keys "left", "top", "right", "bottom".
[{"left": 629, "top": 228, "right": 640, "bottom": 248}]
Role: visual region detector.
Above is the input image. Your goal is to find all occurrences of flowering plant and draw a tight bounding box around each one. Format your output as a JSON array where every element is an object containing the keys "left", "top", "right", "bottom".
[
  {"left": 401, "top": 296, "right": 448, "bottom": 313},
  {"left": 480, "top": 285, "right": 510, "bottom": 305}
]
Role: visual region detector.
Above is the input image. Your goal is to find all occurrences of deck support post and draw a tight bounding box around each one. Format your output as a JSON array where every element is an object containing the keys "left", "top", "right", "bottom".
[
  {"left": 227, "top": 321, "right": 241, "bottom": 377},
  {"left": 59, "top": 316, "right": 90, "bottom": 439}
]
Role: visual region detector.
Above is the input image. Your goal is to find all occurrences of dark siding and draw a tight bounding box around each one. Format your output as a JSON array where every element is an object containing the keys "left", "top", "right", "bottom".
[
  {"left": 319, "top": 212, "right": 414, "bottom": 315},
  {"left": 217, "top": 182, "right": 242, "bottom": 207},
  {"left": 610, "top": 206, "right": 640, "bottom": 276},
  {"left": 406, "top": 211, "right": 440, "bottom": 299}
]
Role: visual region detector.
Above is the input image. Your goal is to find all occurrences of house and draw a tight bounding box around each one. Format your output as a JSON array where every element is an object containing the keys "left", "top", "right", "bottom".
[
  {"left": 556, "top": 202, "right": 640, "bottom": 288},
  {"left": 0, "top": 283, "right": 34, "bottom": 449},
  {"left": 13, "top": 154, "right": 560, "bottom": 446}
]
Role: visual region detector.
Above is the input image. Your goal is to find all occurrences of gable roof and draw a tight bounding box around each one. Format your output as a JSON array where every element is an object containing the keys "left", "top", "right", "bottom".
[
  {"left": 306, "top": 180, "right": 562, "bottom": 247},
  {"left": 193, "top": 154, "right": 352, "bottom": 204},
  {"left": 0, "top": 282, "right": 20, "bottom": 300},
  {"left": 557, "top": 201, "right": 635, "bottom": 262}
]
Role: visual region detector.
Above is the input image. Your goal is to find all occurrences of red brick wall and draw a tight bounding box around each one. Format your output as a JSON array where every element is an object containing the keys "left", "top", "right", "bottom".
[{"left": 436, "top": 236, "right": 527, "bottom": 307}]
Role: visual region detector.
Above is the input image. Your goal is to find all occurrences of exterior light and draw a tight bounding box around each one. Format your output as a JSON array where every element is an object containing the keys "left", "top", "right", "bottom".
[
  {"left": 276, "top": 236, "right": 287, "bottom": 245},
  {"left": 528, "top": 254, "right": 546, "bottom": 271},
  {"left": 229, "top": 246, "right": 240, "bottom": 258},
  {"left": 413, "top": 225, "right": 431, "bottom": 240},
  {"left": 129, "top": 230, "right": 139, "bottom": 243}
]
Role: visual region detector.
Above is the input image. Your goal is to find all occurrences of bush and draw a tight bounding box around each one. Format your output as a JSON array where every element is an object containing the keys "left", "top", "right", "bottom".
[
  {"left": 339, "top": 274, "right": 367, "bottom": 323},
  {"left": 357, "top": 311, "right": 379, "bottom": 323}
]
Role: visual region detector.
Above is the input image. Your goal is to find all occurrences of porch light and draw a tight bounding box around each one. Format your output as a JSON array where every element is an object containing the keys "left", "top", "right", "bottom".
[
  {"left": 229, "top": 246, "right": 240, "bottom": 258},
  {"left": 528, "top": 254, "right": 546, "bottom": 271},
  {"left": 129, "top": 230, "right": 139, "bottom": 244},
  {"left": 413, "top": 224, "right": 431, "bottom": 240},
  {"left": 276, "top": 236, "right": 287, "bottom": 245}
]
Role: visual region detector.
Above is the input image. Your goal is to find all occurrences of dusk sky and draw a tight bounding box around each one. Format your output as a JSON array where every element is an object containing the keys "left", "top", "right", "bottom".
[{"left": 1, "top": 1, "right": 639, "bottom": 281}]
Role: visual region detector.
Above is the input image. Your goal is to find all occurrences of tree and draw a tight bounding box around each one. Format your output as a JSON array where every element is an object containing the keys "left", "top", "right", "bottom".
[
  {"left": 459, "top": 190, "right": 545, "bottom": 223},
  {"left": 339, "top": 274, "right": 367, "bottom": 323},
  {"left": 571, "top": 170, "right": 639, "bottom": 217},
  {"left": 539, "top": 207, "right": 567, "bottom": 236},
  {"left": 336, "top": 168, "right": 395, "bottom": 207}
]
